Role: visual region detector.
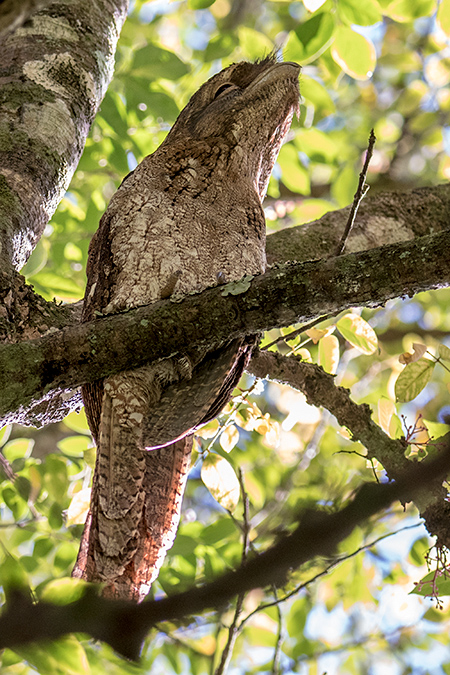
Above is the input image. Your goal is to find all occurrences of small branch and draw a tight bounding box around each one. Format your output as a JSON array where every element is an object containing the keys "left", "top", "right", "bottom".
[
  {"left": 214, "top": 470, "right": 250, "bottom": 675},
  {"left": 239, "top": 523, "right": 421, "bottom": 627},
  {"left": 271, "top": 589, "right": 284, "bottom": 675},
  {"left": 0, "top": 451, "right": 15, "bottom": 483},
  {"left": 335, "top": 130, "right": 376, "bottom": 256},
  {"left": 261, "top": 313, "right": 331, "bottom": 352},
  {"left": 247, "top": 350, "right": 450, "bottom": 543}
]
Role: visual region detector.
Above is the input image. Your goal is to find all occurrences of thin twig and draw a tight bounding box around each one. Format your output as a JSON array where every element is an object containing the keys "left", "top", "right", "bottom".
[
  {"left": 271, "top": 587, "right": 284, "bottom": 675},
  {"left": 238, "top": 522, "right": 421, "bottom": 628},
  {"left": 335, "top": 129, "right": 376, "bottom": 256},
  {"left": 261, "top": 314, "right": 331, "bottom": 351},
  {"left": 0, "top": 451, "right": 15, "bottom": 482},
  {"left": 214, "top": 470, "right": 250, "bottom": 675}
]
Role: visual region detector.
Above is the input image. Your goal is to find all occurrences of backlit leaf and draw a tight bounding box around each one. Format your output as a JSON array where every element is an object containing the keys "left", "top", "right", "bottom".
[
  {"left": 293, "top": 12, "right": 335, "bottom": 62},
  {"left": 219, "top": 425, "right": 239, "bottom": 453},
  {"left": 318, "top": 334, "right": 340, "bottom": 374},
  {"left": 201, "top": 454, "right": 240, "bottom": 512},
  {"left": 399, "top": 342, "right": 427, "bottom": 364},
  {"left": 395, "top": 359, "right": 435, "bottom": 402},
  {"left": 66, "top": 488, "right": 91, "bottom": 525},
  {"left": 338, "top": 0, "right": 382, "bottom": 25},
  {"left": 378, "top": 398, "right": 396, "bottom": 435},
  {"left": 331, "top": 26, "right": 376, "bottom": 80},
  {"left": 337, "top": 314, "right": 378, "bottom": 354},
  {"left": 437, "top": 0, "right": 450, "bottom": 35}
]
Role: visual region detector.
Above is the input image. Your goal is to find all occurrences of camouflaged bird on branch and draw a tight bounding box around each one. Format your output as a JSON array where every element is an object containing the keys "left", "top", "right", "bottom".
[{"left": 72, "top": 55, "right": 300, "bottom": 601}]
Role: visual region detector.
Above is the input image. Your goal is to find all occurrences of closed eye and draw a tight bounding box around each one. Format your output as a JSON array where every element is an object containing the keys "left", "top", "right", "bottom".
[{"left": 213, "top": 83, "right": 237, "bottom": 99}]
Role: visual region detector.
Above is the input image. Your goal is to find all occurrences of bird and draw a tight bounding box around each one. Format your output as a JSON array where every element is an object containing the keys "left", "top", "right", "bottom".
[{"left": 72, "top": 54, "right": 300, "bottom": 601}]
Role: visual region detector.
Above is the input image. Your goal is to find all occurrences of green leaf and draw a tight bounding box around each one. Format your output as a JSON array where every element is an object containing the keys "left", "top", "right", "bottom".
[
  {"left": 63, "top": 410, "right": 91, "bottom": 435},
  {"left": 0, "top": 424, "right": 12, "bottom": 447},
  {"left": 201, "top": 518, "right": 237, "bottom": 546},
  {"left": 331, "top": 164, "right": 358, "bottom": 207},
  {"left": 437, "top": 0, "right": 450, "bottom": 35},
  {"left": 338, "top": 0, "right": 382, "bottom": 26},
  {"left": 295, "top": 127, "right": 338, "bottom": 163},
  {"left": 337, "top": 313, "right": 378, "bottom": 354},
  {"left": 204, "top": 33, "right": 239, "bottom": 61},
  {"left": 408, "top": 537, "right": 429, "bottom": 566},
  {"left": 293, "top": 12, "right": 335, "bottom": 62},
  {"left": 2, "top": 438, "right": 34, "bottom": 462},
  {"left": 438, "top": 344, "right": 450, "bottom": 361},
  {"left": 395, "top": 359, "right": 435, "bottom": 402},
  {"left": 40, "top": 577, "right": 90, "bottom": 605},
  {"left": 0, "top": 554, "right": 29, "bottom": 590},
  {"left": 34, "top": 537, "right": 54, "bottom": 559},
  {"left": 238, "top": 27, "right": 275, "bottom": 61},
  {"left": 385, "top": 0, "right": 436, "bottom": 22},
  {"left": 331, "top": 26, "right": 376, "bottom": 80},
  {"left": 411, "top": 570, "right": 450, "bottom": 597},
  {"left": 14, "top": 637, "right": 90, "bottom": 675},
  {"left": 132, "top": 45, "right": 190, "bottom": 81},
  {"left": 277, "top": 143, "right": 310, "bottom": 194},
  {"left": 300, "top": 75, "right": 335, "bottom": 116},
  {"left": 43, "top": 455, "right": 69, "bottom": 502},
  {"left": 188, "top": 0, "right": 215, "bottom": 7},
  {"left": 57, "top": 435, "right": 91, "bottom": 457},
  {"left": 54, "top": 542, "right": 79, "bottom": 571}
]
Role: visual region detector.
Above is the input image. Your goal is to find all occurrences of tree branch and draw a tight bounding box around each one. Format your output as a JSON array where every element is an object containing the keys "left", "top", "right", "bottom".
[
  {"left": 248, "top": 350, "right": 450, "bottom": 546},
  {"left": 2, "top": 228, "right": 450, "bottom": 424},
  {"left": 1, "top": 442, "right": 449, "bottom": 660}
]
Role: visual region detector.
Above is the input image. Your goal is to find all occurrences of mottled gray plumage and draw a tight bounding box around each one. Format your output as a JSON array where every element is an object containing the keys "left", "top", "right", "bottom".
[{"left": 72, "top": 55, "right": 300, "bottom": 601}]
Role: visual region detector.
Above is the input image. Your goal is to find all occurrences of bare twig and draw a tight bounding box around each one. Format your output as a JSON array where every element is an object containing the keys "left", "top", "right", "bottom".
[
  {"left": 335, "top": 130, "right": 376, "bottom": 256},
  {"left": 214, "top": 470, "right": 250, "bottom": 675},
  {"left": 271, "top": 588, "right": 284, "bottom": 675},
  {"left": 261, "top": 314, "right": 331, "bottom": 352},
  {"left": 0, "top": 451, "right": 15, "bottom": 482},
  {"left": 239, "top": 523, "right": 421, "bottom": 627}
]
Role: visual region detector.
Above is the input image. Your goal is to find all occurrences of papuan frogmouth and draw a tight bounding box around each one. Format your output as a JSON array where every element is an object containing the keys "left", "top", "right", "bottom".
[{"left": 72, "top": 55, "right": 300, "bottom": 601}]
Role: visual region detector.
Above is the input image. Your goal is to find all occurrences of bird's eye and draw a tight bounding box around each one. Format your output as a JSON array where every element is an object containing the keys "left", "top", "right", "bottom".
[{"left": 213, "top": 83, "right": 235, "bottom": 99}]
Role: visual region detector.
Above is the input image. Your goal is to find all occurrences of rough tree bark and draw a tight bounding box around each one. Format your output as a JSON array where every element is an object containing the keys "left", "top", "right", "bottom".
[{"left": 0, "top": 0, "right": 128, "bottom": 271}]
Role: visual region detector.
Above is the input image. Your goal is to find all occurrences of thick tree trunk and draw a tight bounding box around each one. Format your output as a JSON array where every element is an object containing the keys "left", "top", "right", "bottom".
[{"left": 0, "top": 0, "right": 128, "bottom": 271}]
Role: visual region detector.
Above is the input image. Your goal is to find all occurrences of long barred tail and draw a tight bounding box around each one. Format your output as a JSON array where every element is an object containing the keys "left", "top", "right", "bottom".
[
  {"left": 72, "top": 387, "right": 193, "bottom": 602},
  {"left": 73, "top": 337, "right": 256, "bottom": 601}
]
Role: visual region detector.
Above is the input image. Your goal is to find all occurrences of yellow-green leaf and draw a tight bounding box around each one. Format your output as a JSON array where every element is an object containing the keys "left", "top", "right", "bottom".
[
  {"left": 395, "top": 359, "right": 435, "bottom": 402},
  {"left": 277, "top": 143, "right": 310, "bottom": 195},
  {"left": 318, "top": 334, "right": 340, "bottom": 374},
  {"left": 337, "top": 313, "right": 378, "bottom": 354},
  {"left": 0, "top": 424, "right": 12, "bottom": 447},
  {"left": 385, "top": 0, "right": 436, "bottom": 22},
  {"left": 437, "top": 0, "right": 450, "bottom": 35},
  {"left": 338, "top": 0, "right": 382, "bottom": 26},
  {"left": 293, "top": 12, "right": 335, "bottom": 62},
  {"left": 438, "top": 344, "right": 450, "bottom": 361},
  {"left": 40, "top": 577, "right": 89, "bottom": 605},
  {"left": 331, "top": 26, "right": 376, "bottom": 80},
  {"left": 377, "top": 398, "right": 396, "bottom": 435},
  {"left": 201, "top": 454, "right": 240, "bottom": 512}
]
